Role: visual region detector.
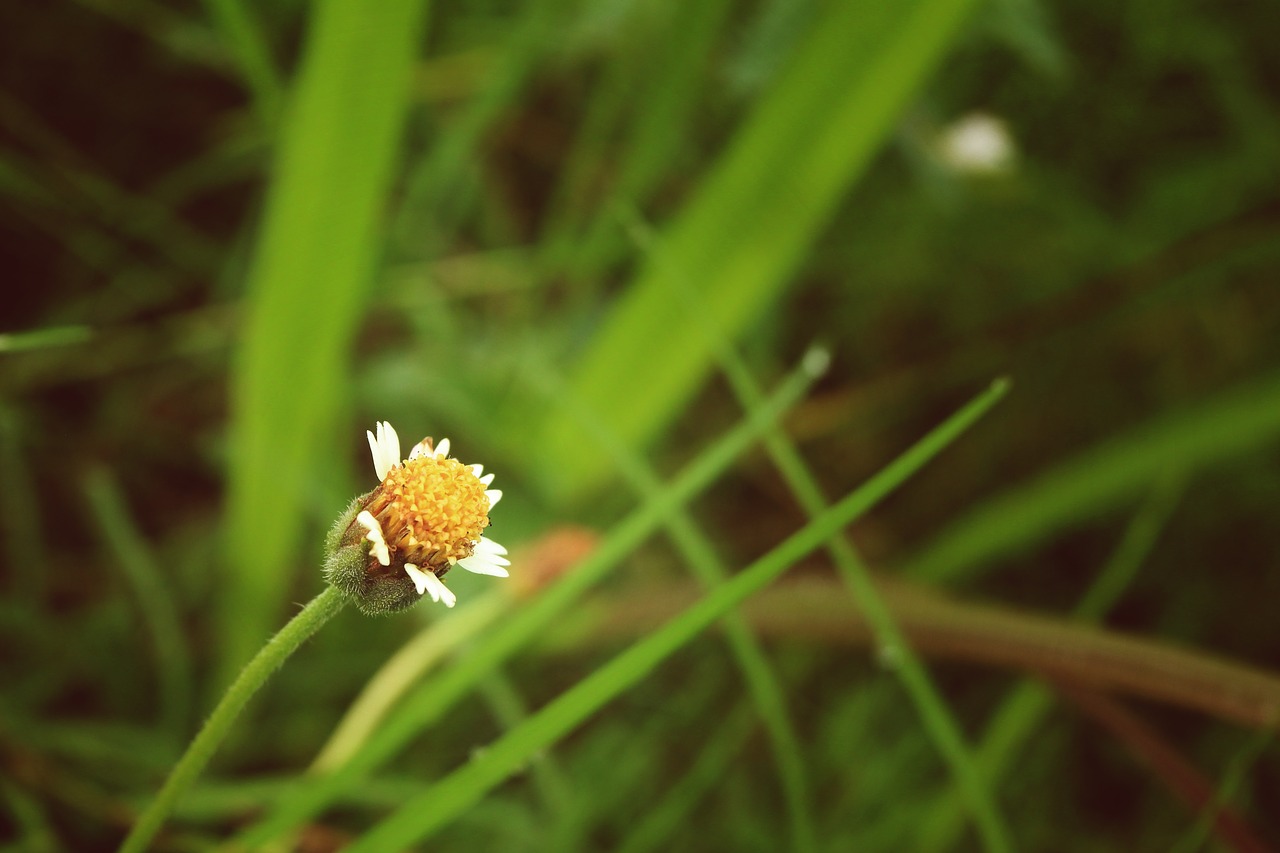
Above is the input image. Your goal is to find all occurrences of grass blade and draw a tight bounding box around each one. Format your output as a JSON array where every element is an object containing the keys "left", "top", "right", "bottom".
[
  {"left": 219, "top": 0, "right": 429, "bottom": 681},
  {"left": 540, "top": 0, "right": 981, "bottom": 499},
  {"left": 200, "top": 0, "right": 283, "bottom": 127},
  {"left": 618, "top": 205, "right": 1010, "bottom": 849},
  {"left": 83, "top": 468, "right": 193, "bottom": 742},
  {"left": 343, "top": 380, "right": 1007, "bottom": 849},
  {"left": 916, "top": 476, "right": 1183, "bottom": 852},
  {"left": 615, "top": 706, "right": 755, "bottom": 853},
  {"left": 546, "top": 371, "right": 818, "bottom": 853},
  {"left": 232, "top": 351, "right": 826, "bottom": 847},
  {"left": 905, "top": 368, "right": 1280, "bottom": 584}
]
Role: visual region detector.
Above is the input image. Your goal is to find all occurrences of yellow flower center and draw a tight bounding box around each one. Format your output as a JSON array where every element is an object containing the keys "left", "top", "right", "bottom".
[{"left": 364, "top": 455, "right": 491, "bottom": 571}]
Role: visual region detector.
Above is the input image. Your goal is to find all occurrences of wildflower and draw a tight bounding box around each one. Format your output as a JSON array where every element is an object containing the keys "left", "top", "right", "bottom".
[
  {"left": 324, "top": 421, "right": 508, "bottom": 614},
  {"left": 936, "top": 112, "right": 1016, "bottom": 175}
]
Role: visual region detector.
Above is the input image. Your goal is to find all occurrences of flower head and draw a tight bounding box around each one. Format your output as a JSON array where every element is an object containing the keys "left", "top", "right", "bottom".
[{"left": 324, "top": 421, "right": 508, "bottom": 614}]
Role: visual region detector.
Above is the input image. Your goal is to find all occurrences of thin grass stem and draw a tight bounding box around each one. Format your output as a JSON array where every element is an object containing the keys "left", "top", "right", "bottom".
[
  {"left": 310, "top": 591, "right": 508, "bottom": 772},
  {"left": 715, "top": 363, "right": 1013, "bottom": 852},
  {"left": 620, "top": 205, "right": 1009, "bottom": 850},
  {"left": 341, "top": 379, "right": 1007, "bottom": 849},
  {"left": 83, "top": 468, "right": 193, "bottom": 743},
  {"left": 615, "top": 706, "right": 755, "bottom": 853},
  {"left": 545, "top": 370, "right": 818, "bottom": 853},
  {"left": 916, "top": 475, "right": 1183, "bottom": 852},
  {"left": 231, "top": 352, "right": 826, "bottom": 848}
]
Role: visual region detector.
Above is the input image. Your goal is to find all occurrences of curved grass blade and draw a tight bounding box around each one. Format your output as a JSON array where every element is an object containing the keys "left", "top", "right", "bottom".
[
  {"left": 905, "top": 368, "right": 1280, "bottom": 584},
  {"left": 232, "top": 351, "right": 826, "bottom": 848},
  {"left": 343, "top": 380, "right": 1007, "bottom": 849},
  {"left": 546, "top": 371, "right": 818, "bottom": 853}
]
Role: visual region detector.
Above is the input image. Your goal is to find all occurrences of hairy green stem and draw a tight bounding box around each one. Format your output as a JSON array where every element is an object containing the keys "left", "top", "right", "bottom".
[{"left": 119, "top": 586, "right": 348, "bottom": 853}]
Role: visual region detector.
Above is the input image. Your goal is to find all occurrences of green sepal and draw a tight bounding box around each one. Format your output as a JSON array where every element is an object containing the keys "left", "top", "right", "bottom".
[{"left": 323, "top": 493, "right": 422, "bottom": 616}]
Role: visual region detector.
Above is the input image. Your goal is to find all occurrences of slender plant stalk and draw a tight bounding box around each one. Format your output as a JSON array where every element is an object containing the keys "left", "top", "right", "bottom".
[
  {"left": 200, "top": 0, "right": 283, "bottom": 128},
  {"left": 84, "top": 468, "right": 193, "bottom": 743},
  {"left": 230, "top": 350, "right": 827, "bottom": 848},
  {"left": 620, "top": 208, "right": 1008, "bottom": 850},
  {"left": 616, "top": 705, "right": 756, "bottom": 853},
  {"left": 342, "top": 379, "right": 1008, "bottom": 850},
  {"left": 119, "top": 586, "right": 348, "bottom": 853},
  {"left": 550, "top": 376, "right": 819, "bottom": 853},
  {"left": 916, "top": 476, "right": 1183, "bottom": 853},
  {"left": 311, "top": 592, "right": 507, "bottom": 772},
  {"left": 548, "top": 576, "right": 1280, "bottom": 729},
  {"left": 705, "top": 355, "right": 1011, "bottom": 851}
]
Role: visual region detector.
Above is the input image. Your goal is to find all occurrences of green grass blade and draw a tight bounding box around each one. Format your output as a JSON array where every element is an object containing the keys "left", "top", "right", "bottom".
[
  {"left": 540, "top": 0, "right": 981, "bottom": 499},
  {"left": 393, "top": 0, "right": 568, "bottom": 247},
  {"left": 916, "top": 476, "right": 1183, "bottom": 852},
  {"left": 1168, "top": 727, "right": 1276, "bottom": 853},
  {"left": 0, "top": 326, "right": 93, "bottom": 353},
  {"left": 0, "top": 776, "right": 59, "bottom": 853},
  {"left": 83, "top": 468, "right": 193, "bottom": 742},
  {"left": 311, "top": 591, "right": 509, "bottom": 772},
  {"left": 541, "top": 0, "right": 733, "bottom": 278},
  {"left": 905, "top": 368, "right": 1280, "bottom": 584},
  {"left": 547, "top": 372, "right": 817, "bottom": 853},
  {"left": 717, "top": 366, "right": 1013, "bottom": 849},
  {"left": 0, "top": 406, "right": 45, "bottom": 604},
  {"left": 219, "top": 0, "right": 429, "bottom": 681},
  {"left": 615, "top": 706, "right": 755, "bottom": 853},
  {"left": 343, "top": 379, "right": 1008, "bottom": 849},
  {"left": 618, "top": 204, "right": 1009, "bottom": 848},
  {"left": 200, "top": 0, "right": 283, "bottom": 128},
  {"left": 475, "top": 672, "right": 581, "bottom": 848},
  {"left": 231, "top": 352, "right": 826, "bottom": 847}
]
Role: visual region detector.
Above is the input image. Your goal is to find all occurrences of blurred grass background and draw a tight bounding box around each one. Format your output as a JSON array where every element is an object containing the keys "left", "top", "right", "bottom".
[{"left": 2, "top": 0, "right": 1280, "bottom": 850}]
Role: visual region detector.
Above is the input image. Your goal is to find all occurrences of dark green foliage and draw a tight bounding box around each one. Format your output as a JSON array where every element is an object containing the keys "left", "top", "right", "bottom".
[{"left": 2, "top": 0, "right": 1279, "bottom": 850}]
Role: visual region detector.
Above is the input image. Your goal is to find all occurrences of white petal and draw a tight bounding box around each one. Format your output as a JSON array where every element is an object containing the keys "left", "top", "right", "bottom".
[
  {"left": 367, "top": 421, "right": 401, "bottom": 481},
  {"left": 367, "top": 429, "right": 388, "bottom": 481},
  {"left": 409, "top": 438, "right": 431, "bottom": 461},
  {"left": 460, "top": 537, "right": 510, "bottom": 576},
  {"left": 477, "top": 472, "right": 495, "bottom": 487},
  {"left": 380, "top": 422, "right": 401, "bottom": 469},
  {"left": 434, "top": 437, "right": 451, "bottom": 459},
  {"left": 403, "top": 563, "right": 430, "bottom": 595},
  {"left": 485, "top": 489, "right": 503, "bottom": 508},
  {"left": 418, "top": 568, "right": 457, "bottom": 607},
  {"left": 458, "top": 554, "right": 510, "bottom": 577},
  {"left": 474, "top": 537, "right": 507, "bottom": 556},
  {"left": 471, "top": 464, "right": 485, "bottom": 478},
  {"left": 356, "top": 510, "right": 390, "bottom": 566}
]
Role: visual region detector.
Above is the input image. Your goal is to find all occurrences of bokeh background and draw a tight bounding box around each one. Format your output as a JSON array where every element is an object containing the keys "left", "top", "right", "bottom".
[{"left": 3, "top": 0, "right": 1280, "bottom": 850}]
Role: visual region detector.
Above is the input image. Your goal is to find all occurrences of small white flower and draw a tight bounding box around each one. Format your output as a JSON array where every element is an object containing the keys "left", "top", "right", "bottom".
[
  {"left": 359, "top": 422, "right": 508, "bottom": 607},
  {"left": 937, "top": 112, "right": 1016, "bottom": 175}
]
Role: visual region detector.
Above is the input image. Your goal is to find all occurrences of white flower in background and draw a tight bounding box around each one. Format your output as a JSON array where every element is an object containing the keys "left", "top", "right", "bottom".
[
  {"left": 355, "top": 421, "right": 508, "bottom": 608},
  {"left": 937, "top": 112, "right": 1016, "bottom": 175}
]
